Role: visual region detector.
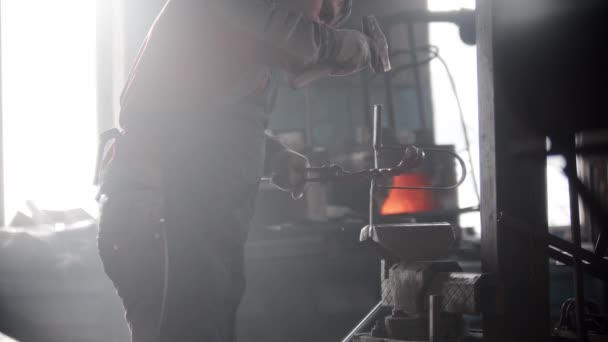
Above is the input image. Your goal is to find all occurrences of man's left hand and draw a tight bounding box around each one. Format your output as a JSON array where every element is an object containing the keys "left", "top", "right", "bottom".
[{"left": 270, "top": 149, "right": 310, "bottom": 199}]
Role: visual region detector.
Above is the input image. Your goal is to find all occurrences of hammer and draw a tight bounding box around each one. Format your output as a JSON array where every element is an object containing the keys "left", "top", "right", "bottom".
[{"left": 290, "top": 15, "right": 391, "bottom": 88}]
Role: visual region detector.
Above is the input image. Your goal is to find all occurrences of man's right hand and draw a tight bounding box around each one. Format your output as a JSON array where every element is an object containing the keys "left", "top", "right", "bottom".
[
  {"left": 328, "top": 29, "right": 372, "bottom": 76},
  {"left": 290, "top": 15, "right": 390, "bottom": 88},
  {"left": 289, "top": 29, "right": 372, "bottom": 88},
  {"left": 269, "top": 149, "right": 310, "bottom": 200}
]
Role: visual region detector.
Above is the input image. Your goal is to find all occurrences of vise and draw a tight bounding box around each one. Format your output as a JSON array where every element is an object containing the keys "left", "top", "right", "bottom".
[
  {"left": 349, "top": 223, "right": 488, "bottom": 342},
  {"left": 342, "top": 106, "right": 488, "bottom": 342}
]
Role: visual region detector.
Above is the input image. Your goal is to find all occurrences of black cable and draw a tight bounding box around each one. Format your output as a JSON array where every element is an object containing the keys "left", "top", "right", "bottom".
[{"left": 369, "top": 44, "right": 480, "bottom": 202}]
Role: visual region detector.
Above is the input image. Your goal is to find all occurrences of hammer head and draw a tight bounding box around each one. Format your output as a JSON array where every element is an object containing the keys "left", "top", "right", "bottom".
[{"left": 361, "top": 15, "right": 391, "bottom": 73}]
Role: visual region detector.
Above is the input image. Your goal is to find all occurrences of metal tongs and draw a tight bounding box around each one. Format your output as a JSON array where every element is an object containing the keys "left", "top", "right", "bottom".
[
  {"left": 301, "top": 143, "right": 465, "bottom": 191},
  {"left": 303, "top": 145, "right": 426, "bottom": 182},
  {"left": 263, "top": 105, "right": 467, "bottom": 191}
]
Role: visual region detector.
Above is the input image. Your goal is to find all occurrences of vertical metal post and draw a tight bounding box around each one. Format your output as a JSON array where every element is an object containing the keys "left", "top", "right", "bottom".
[
  {"left": 381, "top": 29, "right": 396, "bottom": 131},
  {"left": 565, "top": 147, "right": 589, "bottom": 342},
  {"left": 0, "top": 1, "right": 5, "bottom": 226},
  {"left": 370, "top": 105, "right": 382, "bottom": 229},
  {"left": 429, "top": 295, "right": 443, "bottom": 342},
  {"left": 406, "top": 22, "right": 427, "bottom": 131},
  {"left": 373, "top": 104, "right": 382, "bottom": 169}
]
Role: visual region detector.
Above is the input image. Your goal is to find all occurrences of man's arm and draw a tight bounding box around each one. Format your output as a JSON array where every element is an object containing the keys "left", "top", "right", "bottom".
[{"left": 202, "top": 0, "right": 369, "bottom": 74}]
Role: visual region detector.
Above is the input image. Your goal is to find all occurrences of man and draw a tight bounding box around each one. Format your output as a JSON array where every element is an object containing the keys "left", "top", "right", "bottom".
[{"left": 97, "top": 0, "right": 375, "bottom": 341}]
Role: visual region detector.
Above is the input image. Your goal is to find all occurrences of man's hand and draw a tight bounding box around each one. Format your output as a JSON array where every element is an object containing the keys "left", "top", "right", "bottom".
[
  {"left": 329, "top": 29, "right": 372, "bottom": 76},
  {"left": 290, "top": 15, "right": 390, "bottom": 88},
  {"left": 289, "top": 29, "right": 371, "bottom": 87},
  {"left": 270, "top": 149, "right": 310, "bottom": 199},
  {"left": 332, "top": 15, "right": 391, "bottom": 75}
]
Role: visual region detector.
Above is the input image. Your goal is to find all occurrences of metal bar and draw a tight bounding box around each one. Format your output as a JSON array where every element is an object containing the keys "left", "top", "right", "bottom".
[
  {"left": 369, "top": 176, "right": 376, "bottom": 229},
  {"left": 380, "top": 9, "right": 474, "bottom": 27},
  {"left": 429, "top": 295, "right": 443, "bottom": 342},
  {"left": 370, "top": 105, "right": 382, "bottom": 229},
  {"left": 406, "top": 22, "right": 428, "bottom": 132},
  {"left": 380, "top": 205, "right": 479, "bottom": 220},
  {"left": 341, "top": 301, "right": 384, "bottom": 342},
  {"left": 548, "top": 247, "right": 608, "bottom": 282},
  {"left": 0, "top": 1, "right": 5, "bottom": 226},
  {"left": 565, "top": 153, "right": 589, "bottom": 342},
  {"left": 566, "top": 173, "right": 608, "bottom": 256},
  {"left": 373, "top": 105, "right": 382, "bottom": 169},
  {"left": 500, "top": 214, "right": 608, "bottom": 270},
  {"left": 381, "top": 29, "right": 396, "bottom": 131},
  {"left": 550, "top": 137, "right": 608, "bottom": 257}
]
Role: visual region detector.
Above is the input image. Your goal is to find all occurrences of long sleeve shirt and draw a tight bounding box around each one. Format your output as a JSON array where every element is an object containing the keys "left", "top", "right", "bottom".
[{"left": 104, "top": 0, "right": 346, "bottom": 193}]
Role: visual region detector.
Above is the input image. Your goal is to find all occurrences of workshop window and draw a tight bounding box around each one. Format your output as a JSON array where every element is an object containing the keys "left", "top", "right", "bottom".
[
  {"left": 429, "top": 0, "right": 479, "bottom": 231},
  {"left": 429, "top": 0, "right": 571, "bottom": 233},
  {"left": 1, "top": 0, "right": 98, "bottom": 222}
]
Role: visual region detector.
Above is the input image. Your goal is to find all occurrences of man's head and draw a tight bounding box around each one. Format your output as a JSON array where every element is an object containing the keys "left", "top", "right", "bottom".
[{"left": 295, "top": 0, "right": 352, "bottom": 27}]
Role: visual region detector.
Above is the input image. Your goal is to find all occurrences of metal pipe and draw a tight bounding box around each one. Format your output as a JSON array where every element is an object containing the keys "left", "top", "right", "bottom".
[
  {"left": 381, "top": 29, "right": 396, "bottom": 131},
  {"left": 0, "top": 4, "right": 5, "bottom": 226},
  {"left": 373, "top": 105, "right": 382, "bottom": 169},
  {"left": 370, "top": 105, "right": 382, "bottom": 229},
  {"left": 381, "top": 9, "right": 474, "bottom": 26},
  {"left": 566, "top": 173, "right": 608, "bottom": 257},
  {"left": 341, "top": 301, "right": 384, "bottom": 342},
  {"left": 548, "top": 247, "right": 608, "bottom": 282},
  {"left": 500, "top": 214, "right": 608, "bottom": 277},
  {"left": 429, "top": 295, "right": 443, "bottom": 342}
]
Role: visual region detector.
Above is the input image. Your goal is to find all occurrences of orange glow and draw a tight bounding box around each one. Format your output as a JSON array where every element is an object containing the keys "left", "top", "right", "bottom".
[{"left": 381, "top": 174, "right": 436, "bottom": 215}]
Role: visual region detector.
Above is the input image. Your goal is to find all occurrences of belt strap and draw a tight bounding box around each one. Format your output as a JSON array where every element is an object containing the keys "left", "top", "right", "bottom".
[{"left": 94, "top": 128, "right": 123, "bottom": 186}]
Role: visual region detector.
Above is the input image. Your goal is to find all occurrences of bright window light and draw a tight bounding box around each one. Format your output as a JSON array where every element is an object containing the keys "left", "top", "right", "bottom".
[
  {"left": 1, "top": 0, "right": 98, "bottom": 222},
  {"left": 428, "top": 0, "right": 570, "bottom": 230},
  {"left": 428, "top": 0, "right": 480, "bottom": 232}
]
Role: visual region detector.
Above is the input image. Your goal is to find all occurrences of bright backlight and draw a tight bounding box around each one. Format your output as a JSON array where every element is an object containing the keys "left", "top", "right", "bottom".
[{"left": 1, "top": 0, "right": 97, "bottom": 222}]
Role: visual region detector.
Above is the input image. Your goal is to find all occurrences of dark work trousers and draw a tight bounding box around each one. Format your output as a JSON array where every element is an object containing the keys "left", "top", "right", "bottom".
[{"left": 98, "top": 173, "right": 259, "bottom": 342}]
